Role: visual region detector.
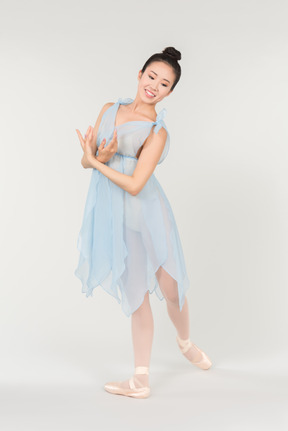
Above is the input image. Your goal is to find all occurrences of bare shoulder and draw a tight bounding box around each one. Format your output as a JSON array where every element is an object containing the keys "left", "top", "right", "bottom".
[
  {"left": 98, "top": 102, "right": 114, "bottom": 117},
  {"left": 102, "top": 101, "right": 115, "bottom": 111},
  {"left": 153, "top": 125, "right": 168, "bottom": 139},
  {"left": 149, "top": 125, "right": 167, "bottom": 145}
]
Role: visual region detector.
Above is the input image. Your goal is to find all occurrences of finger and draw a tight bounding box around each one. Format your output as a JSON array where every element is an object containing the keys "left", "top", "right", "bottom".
[
  {"left": 76, "top": 128, "right": 83, "bottom": 137},
  {"left": 86, "top": 127, "right": 93, "bottom": 141},
  {"left": 110, "top": 131, "right": 117, "bottom": 144},
  {"left": 89, "top": 128, "right": 94, "bottom": 139},
  {"left": 84, "top": 126, "right": 91, "bottom": 138},
  {"left": 76, "top": 129, "right": 85, "bottom": 144},
  {"left": 99, "top": 138, "right": 106, "bottom": 148}
]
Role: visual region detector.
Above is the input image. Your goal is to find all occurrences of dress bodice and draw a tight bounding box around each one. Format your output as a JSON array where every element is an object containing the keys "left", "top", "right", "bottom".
[{"left": 96, "top": 97, "right": 170, "bottom": 165}]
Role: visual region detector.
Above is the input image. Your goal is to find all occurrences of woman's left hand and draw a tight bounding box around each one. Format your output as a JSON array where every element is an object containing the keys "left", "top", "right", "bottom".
[
  {"left": 76, "top": 125, "right": 97, "bottom": 168},
  {"left": 76, "top": 125, "right": 97, "bottom": 157}
]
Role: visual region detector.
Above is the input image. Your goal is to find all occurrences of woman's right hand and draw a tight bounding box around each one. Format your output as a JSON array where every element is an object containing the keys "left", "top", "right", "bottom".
[{"left": 96, "top": 129, "right": 118, "bottom": 163}]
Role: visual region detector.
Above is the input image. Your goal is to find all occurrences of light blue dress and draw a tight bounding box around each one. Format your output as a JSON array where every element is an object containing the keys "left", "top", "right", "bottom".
[{"left": 75, "top": 97, "right": 190, "bottom": 317}]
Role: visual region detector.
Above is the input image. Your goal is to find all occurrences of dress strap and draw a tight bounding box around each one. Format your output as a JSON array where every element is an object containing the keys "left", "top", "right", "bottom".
[
  {"left": 153, "top": 108, "right": 167, "bottom": 134},
  {"left": 117, "top": 97, "right": 134, "bottom": 105}
]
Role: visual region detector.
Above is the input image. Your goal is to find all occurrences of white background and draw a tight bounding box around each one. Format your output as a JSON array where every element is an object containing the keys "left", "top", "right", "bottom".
[{"left": 1, "top": 0, "right": 287, "bottom": 430}]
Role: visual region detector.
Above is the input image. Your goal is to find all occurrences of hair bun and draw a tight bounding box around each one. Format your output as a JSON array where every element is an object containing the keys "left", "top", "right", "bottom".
[{"left": 162, "top": 47, "right": 181, "bottom": 61}]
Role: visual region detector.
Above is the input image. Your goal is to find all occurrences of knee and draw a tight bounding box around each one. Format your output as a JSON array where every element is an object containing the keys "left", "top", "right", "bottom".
[
  {"left": 165, "top": 290, "right": 180, "bottom": 306},
  {"left": 156, "top": 268, "right": 180, "bottom": 306},
  {"left": 160, "top": 282, "right": 179, "bottom": 305},
  {"left": 133, "top": 291, "right": 152, "bottom": 317}
]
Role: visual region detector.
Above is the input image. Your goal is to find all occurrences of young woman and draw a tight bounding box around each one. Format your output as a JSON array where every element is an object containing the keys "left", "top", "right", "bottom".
[{"left": 75, "top": 46, "right": 212, "bottom": 399}]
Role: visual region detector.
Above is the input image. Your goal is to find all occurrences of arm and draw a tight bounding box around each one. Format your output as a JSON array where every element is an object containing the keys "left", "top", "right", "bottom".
[{"left": 83, "top": 126, "right": 167, "bottom": 196}]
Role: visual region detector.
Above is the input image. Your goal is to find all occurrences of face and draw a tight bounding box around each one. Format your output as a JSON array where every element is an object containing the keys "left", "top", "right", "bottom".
[{"left": 137, "top": 61, "right": 175, "bottom": 104}]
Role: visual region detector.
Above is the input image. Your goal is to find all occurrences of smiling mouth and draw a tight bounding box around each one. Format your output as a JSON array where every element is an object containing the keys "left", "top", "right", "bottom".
[{"left": 145, "top": 89, "right": 156, "bottom": 97}]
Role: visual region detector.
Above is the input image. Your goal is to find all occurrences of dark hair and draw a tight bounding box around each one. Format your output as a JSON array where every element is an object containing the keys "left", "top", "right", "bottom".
[{"left": 141, "top": 46, "right": 181, "bottom": 91}]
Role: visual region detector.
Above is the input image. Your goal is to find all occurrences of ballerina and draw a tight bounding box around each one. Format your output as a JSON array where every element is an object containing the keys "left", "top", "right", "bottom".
[{"left": 75, "top": 46, "right": 212, "bottom": 399}]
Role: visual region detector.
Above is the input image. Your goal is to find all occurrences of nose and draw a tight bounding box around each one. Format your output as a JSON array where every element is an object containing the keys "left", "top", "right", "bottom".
[{"left": 150, "top": 81, "right": 158, "bottom": 92}]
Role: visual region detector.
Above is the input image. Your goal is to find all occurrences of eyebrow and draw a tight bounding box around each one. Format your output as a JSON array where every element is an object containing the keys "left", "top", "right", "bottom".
[{"left": 150, "top": 70, "right": 170, "bottom": 83}]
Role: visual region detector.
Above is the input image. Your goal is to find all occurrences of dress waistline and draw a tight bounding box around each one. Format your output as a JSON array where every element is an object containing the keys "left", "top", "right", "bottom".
[{"left": 115, "top": 152, "right": 137, "bottom": 160}]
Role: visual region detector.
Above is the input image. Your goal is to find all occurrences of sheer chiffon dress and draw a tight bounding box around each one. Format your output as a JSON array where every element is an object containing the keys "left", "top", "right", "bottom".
[{"left": 75, "top": 97, "right": 190, "bottom": 317}]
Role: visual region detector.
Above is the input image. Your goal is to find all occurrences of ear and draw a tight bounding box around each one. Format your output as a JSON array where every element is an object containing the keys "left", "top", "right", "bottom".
[{"left": 137, "top": 70, "right": 143, "bottom": 81}]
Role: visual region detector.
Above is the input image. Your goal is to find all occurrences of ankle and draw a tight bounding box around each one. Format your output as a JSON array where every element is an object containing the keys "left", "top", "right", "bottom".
[
  {"left": 177, "top": 334, "right": 190, "bottom": 342},
  {"left": 134, "top": 373, "right": 149, "bottom": 387},
  {"left": 134, "top": 366, "right": 150, "bottom": 387},
  {"left": 176, "top": 335, "right": 191, "bottom": 351}
]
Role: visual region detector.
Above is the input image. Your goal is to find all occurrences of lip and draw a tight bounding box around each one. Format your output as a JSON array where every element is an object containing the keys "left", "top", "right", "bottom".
[{"left": 145, "top": 89, "right": 156, "bottom": 97}]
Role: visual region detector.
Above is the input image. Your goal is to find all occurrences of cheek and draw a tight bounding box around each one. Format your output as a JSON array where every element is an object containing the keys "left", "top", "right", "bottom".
[
  {"left": 160, "top": 86, "right": 169, "bottom": 94},
  {"left": 140, "top": 75, "right": 150, "bottom": 85}
]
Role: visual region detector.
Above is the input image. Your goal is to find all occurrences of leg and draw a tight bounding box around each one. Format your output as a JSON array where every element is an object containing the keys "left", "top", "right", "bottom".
[
  {"left": 156, "top": 266, "right": 190, "bottom": 338},
  {"left": 156, "top": 266, "right": 202, "bottom": 363},
  {"left": 131, "top": 290, "right": 153, "bottom": 387},
  {"left": 105, "top": 291, "right": 153, "bottom": 392}
]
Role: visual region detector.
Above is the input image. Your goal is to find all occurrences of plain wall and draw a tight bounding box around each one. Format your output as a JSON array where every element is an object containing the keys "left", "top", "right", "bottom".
[{"left": 0, "top": 0, "right": 287, "bottom": 386}]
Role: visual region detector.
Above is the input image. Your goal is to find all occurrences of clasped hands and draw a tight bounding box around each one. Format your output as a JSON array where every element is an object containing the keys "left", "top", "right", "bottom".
[{"left": 76, "top": 125, "right": 118, "bottom": 168}]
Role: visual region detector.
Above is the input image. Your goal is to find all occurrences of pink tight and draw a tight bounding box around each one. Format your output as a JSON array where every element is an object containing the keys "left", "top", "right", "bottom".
[
  {"left": 131, "top": 266, "right": 190, "bottom": 369},
  {"left": 113, "top": 267, "right": 197, "bottom": 390}
]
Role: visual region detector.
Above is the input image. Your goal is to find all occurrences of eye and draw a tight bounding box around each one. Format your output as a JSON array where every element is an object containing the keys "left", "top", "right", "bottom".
[{"left": 149, "top": 75, "right": 168, "bottom": 87}]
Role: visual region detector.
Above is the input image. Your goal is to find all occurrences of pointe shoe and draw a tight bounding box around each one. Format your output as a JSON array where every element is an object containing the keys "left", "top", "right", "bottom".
[
  {"left": 104, "top": 366, "right": 151, "bottom": 399},
  {"left": 176, "top": 336, "right": 212, "bottom": 370}
]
